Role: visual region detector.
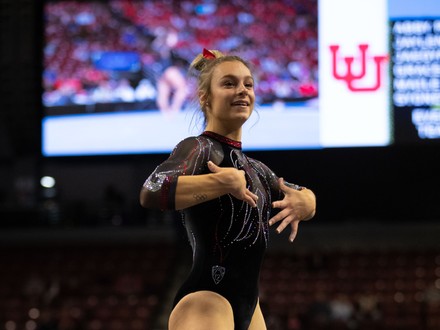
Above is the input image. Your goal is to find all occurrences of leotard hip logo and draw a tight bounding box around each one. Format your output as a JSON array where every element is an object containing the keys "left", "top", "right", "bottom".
[{"left": 212, "top": 265, "right": 226, "bottom": 284}]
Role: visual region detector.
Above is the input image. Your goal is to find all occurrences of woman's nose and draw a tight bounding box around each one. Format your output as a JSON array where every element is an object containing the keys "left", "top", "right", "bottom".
[{"left": 237, "top": 85, "right": 248, "bottom": 95}]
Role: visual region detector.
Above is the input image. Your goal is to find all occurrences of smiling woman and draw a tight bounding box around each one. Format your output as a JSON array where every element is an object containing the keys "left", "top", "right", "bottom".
[
  {"left": 139, "top": 49, "right": 316, "bottom": 330},
  {"left": 203, "top": 60, "right": 255, "bottom": 138}
]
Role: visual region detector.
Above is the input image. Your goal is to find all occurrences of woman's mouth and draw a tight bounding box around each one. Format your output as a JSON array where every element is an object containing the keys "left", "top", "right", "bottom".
[{"left": 231, "top": 101, "right": 249, "bottom": 106}]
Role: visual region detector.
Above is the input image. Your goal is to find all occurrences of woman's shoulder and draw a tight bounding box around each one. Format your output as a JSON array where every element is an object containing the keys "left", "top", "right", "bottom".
[
  {"left": 176, "top": 134, "right": 218, "bottom": 148},
  {"left": 246, "top": 155, "right": 274, "bottom": 173},
  {"left": 245, "top": 155, "right": 264, "bottom": 166},
  {"left": 170, "top": 134, "right": 222, "bottom": 156}
]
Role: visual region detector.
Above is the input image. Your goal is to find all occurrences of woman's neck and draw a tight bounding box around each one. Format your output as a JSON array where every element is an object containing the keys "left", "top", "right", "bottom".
[{"left": 204, "top": 124, "right": 242, "bottom": 141}]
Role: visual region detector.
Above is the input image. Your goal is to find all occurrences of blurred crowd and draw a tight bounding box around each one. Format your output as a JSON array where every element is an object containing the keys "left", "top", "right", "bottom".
[
  {"left": 42, "top": 0, "right": 318, "bottom": 111},
  {"left": 2, "top": 246, "right": 440, "bottom": 330}
]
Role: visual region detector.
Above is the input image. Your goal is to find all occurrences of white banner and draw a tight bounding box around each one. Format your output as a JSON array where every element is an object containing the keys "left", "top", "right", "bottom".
[{"left": 319, "top": 0, "right": 391, "bottom": 147}]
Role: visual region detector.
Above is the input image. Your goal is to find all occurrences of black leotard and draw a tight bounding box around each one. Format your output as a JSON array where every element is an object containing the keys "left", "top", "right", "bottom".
[{"left": 142, "top": 131, "right": 295, "bottom": 329}]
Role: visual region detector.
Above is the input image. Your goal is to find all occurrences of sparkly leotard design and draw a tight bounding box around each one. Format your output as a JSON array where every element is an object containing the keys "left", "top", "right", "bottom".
[{"left": 143, "top": 131, "right": 292, "bottom": 329}]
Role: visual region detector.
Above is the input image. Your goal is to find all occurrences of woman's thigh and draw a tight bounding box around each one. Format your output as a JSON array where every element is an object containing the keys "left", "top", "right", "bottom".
[
  {"left": 169, "top": 290, "right": 235, "bottom": 330},
  {"left": 248, "top": 301, "right": 267, "bottom": 330}
]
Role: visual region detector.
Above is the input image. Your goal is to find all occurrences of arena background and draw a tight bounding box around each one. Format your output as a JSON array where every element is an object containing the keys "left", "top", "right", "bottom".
[{"left": 1, "top": 1, "right": 440, "bottom": 330}]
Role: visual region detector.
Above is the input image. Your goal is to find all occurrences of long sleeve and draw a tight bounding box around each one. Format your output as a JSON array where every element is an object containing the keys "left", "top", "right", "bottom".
[{"left": 140, "top": 136, "right": 215, "bottom": 210}]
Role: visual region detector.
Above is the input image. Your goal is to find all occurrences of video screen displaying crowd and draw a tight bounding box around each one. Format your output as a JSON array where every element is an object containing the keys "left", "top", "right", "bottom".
[{"left": 43, "top": 0, "right": 318, "bottom": 112}]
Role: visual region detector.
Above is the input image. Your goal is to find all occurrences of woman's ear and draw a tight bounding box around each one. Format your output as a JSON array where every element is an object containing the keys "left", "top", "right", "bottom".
[{"left": 199, "top": 91, "right": 209, "bottom": 108}]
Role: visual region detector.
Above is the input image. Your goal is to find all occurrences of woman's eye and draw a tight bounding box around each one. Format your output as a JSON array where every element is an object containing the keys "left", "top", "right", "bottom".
[
  {"left": 246, "top": 83, "right": 254, "bottom": 88},
  {"left": 224, "top": 81, "right": 235, "bottom": 87}
]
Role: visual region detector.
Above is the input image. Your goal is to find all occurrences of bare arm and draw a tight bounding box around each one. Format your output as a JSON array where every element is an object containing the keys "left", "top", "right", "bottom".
[
  {"left": 140, "top": 160, "right": 258, "bottom": 210},
  {"left": 174, "top": 161, "right": 258, "bottom": 210}
]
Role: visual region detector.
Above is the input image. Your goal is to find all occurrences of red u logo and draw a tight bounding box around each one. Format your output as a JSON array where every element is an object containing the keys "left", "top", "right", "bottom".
[{"left": 330, "top": 44, "right": 388, "bottom": 92}]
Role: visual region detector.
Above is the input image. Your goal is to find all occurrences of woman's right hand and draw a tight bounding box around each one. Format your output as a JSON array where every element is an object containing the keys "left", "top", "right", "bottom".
[{"left": 207, "top": 161, "right": 258, "bottom": 207}]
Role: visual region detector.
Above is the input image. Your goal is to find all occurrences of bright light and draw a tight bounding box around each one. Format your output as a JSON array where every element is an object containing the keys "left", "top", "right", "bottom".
[{"left": 40, "top": 176, "right": 56, "bottom": 188}]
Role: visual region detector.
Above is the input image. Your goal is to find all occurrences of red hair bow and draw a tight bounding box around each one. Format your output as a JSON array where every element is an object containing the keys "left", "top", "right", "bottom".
[{"left": 203, "top": 48, "right": 216, "bottom": 59}]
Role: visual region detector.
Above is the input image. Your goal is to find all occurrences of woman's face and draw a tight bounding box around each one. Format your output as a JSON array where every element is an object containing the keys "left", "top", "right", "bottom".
[{"left": 204, "top": 61, "right": 255, "bottom": 130}]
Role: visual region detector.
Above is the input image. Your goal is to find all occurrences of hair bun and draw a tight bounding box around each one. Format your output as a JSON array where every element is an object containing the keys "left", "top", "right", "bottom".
[{"left": 190, "top": 49, "right": 225, "bottom": 72}]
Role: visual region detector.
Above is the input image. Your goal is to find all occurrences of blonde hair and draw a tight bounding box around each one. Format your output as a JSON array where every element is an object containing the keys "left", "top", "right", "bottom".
[{"left": 188, "top": 49, "right": 254, "bottom": 127}]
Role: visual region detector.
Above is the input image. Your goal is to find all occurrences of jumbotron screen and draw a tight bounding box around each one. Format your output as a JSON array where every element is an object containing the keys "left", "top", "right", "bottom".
[{"left": 41, "top": 0, "right": 440, "bottom": 156}]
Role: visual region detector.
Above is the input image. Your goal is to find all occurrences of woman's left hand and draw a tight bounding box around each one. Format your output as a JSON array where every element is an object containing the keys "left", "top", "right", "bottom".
[{"left": 269, "top": 178, "right": 316, "bottom": 242}]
